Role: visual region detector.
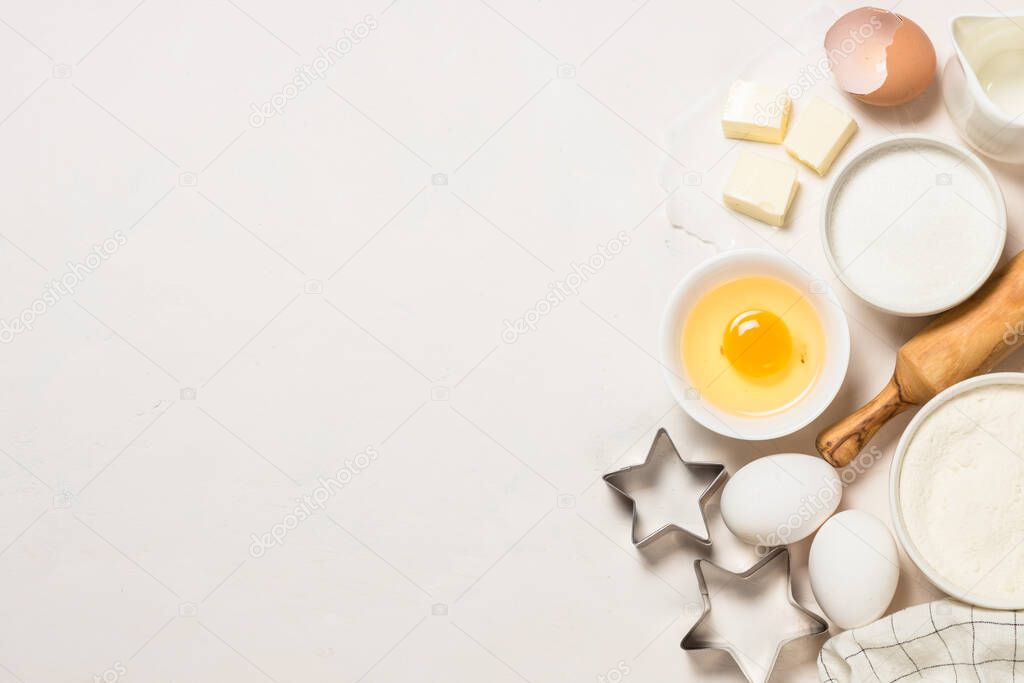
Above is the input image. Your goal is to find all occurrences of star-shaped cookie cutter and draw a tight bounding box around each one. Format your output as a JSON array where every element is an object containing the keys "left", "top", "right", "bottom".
[
  {"left": 681, "top": 547, "right": 828, "bottom": 683},
  {"left": 603, "top": 428, "right": 726, "bottom": 546}
]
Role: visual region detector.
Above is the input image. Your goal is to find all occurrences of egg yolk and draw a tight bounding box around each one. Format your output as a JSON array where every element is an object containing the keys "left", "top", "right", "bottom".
[{"left": 722, "top": 310, "right": 792, "bottom": 377}]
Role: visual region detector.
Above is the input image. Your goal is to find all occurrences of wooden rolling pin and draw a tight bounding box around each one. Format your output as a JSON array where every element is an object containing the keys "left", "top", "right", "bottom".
[{"left": 818, "top": 250, "right": 1024, "bottom": 467}]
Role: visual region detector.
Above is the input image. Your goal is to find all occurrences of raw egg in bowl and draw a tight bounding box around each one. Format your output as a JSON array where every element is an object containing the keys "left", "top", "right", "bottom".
[{"left": 659, "top": 249, "right": 850, "bottom": 440}]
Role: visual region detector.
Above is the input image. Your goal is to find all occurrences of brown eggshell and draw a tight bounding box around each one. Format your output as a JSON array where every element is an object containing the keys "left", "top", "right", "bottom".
[
  {"left": 860, "top": 16, "right": 935, "bottom": 105},
  {"left": 826, "top": 8, "right": 900, "bottom": 95},
  {"left": 825, "top": 8, "right": 936, "bottom": 107}
]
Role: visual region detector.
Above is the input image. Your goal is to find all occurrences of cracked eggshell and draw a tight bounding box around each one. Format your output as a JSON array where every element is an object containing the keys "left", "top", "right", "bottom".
[
  {"left": 826, "top": 7, "right": 936, "bottom": 107},
  {"left": 720, "top": 454, "right": 841, "bottom": 547},
  {"left": 809, "top": 510, "right": 899, "bottom": 629}
]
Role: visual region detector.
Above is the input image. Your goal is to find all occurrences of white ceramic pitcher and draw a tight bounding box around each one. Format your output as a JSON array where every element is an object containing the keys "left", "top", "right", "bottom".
[{"left": 943, "top": 13, "right": 1024, "bottom": 163}]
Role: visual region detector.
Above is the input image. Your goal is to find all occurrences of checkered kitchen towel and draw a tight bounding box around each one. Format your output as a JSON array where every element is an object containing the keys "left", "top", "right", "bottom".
[{"left": 819, "top": 600, "right": 1024, "bottom": 682}]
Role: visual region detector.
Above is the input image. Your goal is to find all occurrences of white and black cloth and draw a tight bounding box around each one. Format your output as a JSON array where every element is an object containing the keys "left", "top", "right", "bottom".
[{"left": 819, "top": 600, "right": 1024, "bottom": 682}]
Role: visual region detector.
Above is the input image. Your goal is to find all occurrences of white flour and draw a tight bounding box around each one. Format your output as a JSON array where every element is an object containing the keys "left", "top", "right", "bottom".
[
  {"left": 828, "top": 144, "right": 1002, "bottom": 313},
  {"left": 900, "top": 383, "right": 1024, "bottom": 603}
]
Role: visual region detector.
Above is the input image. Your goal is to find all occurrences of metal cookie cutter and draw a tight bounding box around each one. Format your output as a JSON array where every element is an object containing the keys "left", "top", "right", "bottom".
[
  {"left": 603, "top": 428, "right": 726, "bottom": 546},
  {"left": 682, "top": 547, "right": 828, "bottom": 683}
]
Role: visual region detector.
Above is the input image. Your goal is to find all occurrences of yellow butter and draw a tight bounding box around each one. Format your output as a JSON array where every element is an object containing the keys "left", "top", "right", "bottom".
[
  {"left": 723, "top": 151, "right": 799, "bottom": 227},
  {"left": 784, "top": 97, "right": 857, "bottom": 175},
  {"left": 721, "top": 80, "right": 791, "bottom": 144}
]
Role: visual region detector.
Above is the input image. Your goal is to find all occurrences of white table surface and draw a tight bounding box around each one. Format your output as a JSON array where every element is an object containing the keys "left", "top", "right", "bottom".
[{"left": 2, "top": 1, "right": 1022, "bottom": 681}]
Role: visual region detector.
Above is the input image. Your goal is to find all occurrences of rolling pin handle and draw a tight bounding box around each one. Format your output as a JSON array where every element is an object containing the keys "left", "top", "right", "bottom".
[{"left": 816, "top": 378, "right": 911, "bottom": 468}]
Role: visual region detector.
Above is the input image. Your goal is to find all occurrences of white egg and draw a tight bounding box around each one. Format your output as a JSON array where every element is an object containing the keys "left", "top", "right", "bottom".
[
  {"left": 720, "top": 454, "right": 841, "bottom": 546},
  {"left": 809, "top": 510, "right": 899, "bottom": 630}
]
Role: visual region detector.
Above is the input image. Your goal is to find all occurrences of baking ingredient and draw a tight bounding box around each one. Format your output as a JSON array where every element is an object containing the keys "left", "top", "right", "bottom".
[
  {"left": 900, "top": 382, "right": 1024, "bottom": 605},
  {"left": 721, "top": 80, "right": 791, "bottom": 143},
  {"left": 720, "top": 454, "right": 841, "bottom": 546},
  {"left": 944, "top": 15, "right": 1024, "bottom": 163},
  {"left": 723, "top": 151, "right": 798, "bottom": 227},
  {"left": 784, "top": 97, "right": 857, "bottom": 175},
  {"left": 825, "top": 7, "right": 935, "bottom": 107},
  {"left": 682, "top": 275, "right": 825, "bottom": 416},
  {"left": 809, "top": 510, "right": 899, "bottom": 629},
  {"left": 827, "top": 141, "right": 1001, "bottom": 314},
  {"left": 722, "top": 309, "right": 792, "bottom": 377},
  {"left": 976, "top": 50, "right": 1024, "bottom": 118}
]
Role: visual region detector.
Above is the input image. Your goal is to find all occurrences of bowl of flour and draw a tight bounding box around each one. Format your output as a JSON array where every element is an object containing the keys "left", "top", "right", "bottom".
[
  {"left": 892, "top": 373, "right": 1024, "bottom": 608},
  {"left": 822, "top": 135, "right": 1005, "bottom": 316}
]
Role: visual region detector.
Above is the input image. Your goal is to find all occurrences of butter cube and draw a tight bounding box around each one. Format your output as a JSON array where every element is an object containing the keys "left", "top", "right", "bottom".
[
  {"left": 723, "top": 151, "right": 798, "bottom": 227},
  {"left": 784, "top": 97, "right": 857, "bottom": 175},
  {"left": 721, "top": 80, "right": 791, "bottom": 144}
]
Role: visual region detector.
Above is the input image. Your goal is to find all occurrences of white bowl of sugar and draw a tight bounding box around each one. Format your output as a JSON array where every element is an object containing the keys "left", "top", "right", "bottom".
[{"left": 821, "top": 134, "right": 1006, "bottom": 317}]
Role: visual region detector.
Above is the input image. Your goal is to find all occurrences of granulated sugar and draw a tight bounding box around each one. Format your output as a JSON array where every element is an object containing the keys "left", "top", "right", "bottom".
[{"left": 827, "top": 143, "right": 1002, "bottom": 314}]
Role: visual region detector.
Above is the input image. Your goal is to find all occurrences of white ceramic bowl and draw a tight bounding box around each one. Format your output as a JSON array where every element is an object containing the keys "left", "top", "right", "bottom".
[
  {"left": 890, "top": 372, "right": 1024, "bottom": 609},
  {"left": 659, "top": 249, "right": 850, "bottom": 440},
  {"left": 821, "top": 134, "right": 1006, "bottom": 317}
]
